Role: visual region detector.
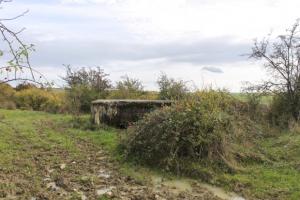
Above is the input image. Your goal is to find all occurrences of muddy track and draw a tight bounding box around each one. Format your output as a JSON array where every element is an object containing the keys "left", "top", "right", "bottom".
[{"left": 0, "top": 119, "right": 223, "bottom": 200}]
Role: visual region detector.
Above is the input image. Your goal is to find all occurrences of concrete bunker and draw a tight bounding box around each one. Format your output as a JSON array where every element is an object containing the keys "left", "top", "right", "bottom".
[{"left": 91, "top": 99, "right": 173, "bottom": 128}]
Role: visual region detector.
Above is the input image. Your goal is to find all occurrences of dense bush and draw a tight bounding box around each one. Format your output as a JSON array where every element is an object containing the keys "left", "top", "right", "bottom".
[
  {"left": 15, "top": 83, "right": 37, "bottom": 91},
  {"left": 157, "top": 73, "right": 189, "bottom": 100},
  {"left": 65, "top": 84, "right": 100, "bottom": 113},
  {"left": 123, "top": 90, "right": 243, "bottom": 177},
  {"left": 136, "top": 91, "right": 159, "bottom": 100},
  {"left": 109, "top": 75, "right": 145, "bottom": 99},
  {"left": 268, "top": 94, "right": 294, "bottom": 127},
  {"left": 108, "top": 90, "right": 159, "bottom": 100},
  {"left": 243, "top": 93, "right": 268, "bottom": 121},
  {"left": 0, "top": 83, "right": 16, "bottom": 109},
  {"left": 63, "top": 66, "right": 111, "bottom": 113},
  {"left": 15, "top": 88, "right": 65, "bottom": 113}
]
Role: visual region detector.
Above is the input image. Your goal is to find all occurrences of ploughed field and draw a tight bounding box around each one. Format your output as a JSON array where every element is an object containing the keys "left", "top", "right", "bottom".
[{"left": 0, "top": 109, "right": 300, "bottom": 200}]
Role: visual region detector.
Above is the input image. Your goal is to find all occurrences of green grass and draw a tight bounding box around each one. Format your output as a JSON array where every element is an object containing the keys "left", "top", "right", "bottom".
[
  {"left": 1, "top": 109, "right": 300, "bottom": 199},
  {"left": 220, "top": 165, "right": 300, "bottom": 200},
  {"left": 232, "top": 93, "right": 273, "bottom": 105},
  {"left": 72, "top": 128, "right": 119, "bottom": 154},
  {"left": 0, "top": 109, "right": 122, "bottom": 198},
  {"left": 216, "top": 130, "right": 300, "bottom": 200},
  {"left": 0, "top": 109, "right": 151, "bottom": 190}
]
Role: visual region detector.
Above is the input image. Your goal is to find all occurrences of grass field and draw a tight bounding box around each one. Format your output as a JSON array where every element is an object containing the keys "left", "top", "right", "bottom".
[
  {"left": 0, "top": 109, "right": 299, "bottom": 199},
  {"left": 218, "top": 131, "right": 300, "bottom": 200},
  {"left": 231, "top": 93, "right": 273, "bottom": 105},
  {"left": 0, "top": 109, "right": 120, "bottom": 199}
]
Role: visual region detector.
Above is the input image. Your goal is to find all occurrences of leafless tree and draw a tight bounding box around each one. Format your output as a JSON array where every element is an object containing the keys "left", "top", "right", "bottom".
[
  {"left": 0, "top": 0, "right": 48, "bottom": 85},
  {"left": 249, "top": 19, "right": 300, "bottom": 120}
]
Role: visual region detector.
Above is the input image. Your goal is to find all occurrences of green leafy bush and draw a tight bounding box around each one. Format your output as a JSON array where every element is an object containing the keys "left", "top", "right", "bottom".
[
  {"left": 109, "top": 75, "right": 145, "bottom": 99},
  {"left": 63, "top": 66, "right": 111, "bottom": 113},
  {"left": 157, "top": 73, "right": 189, "bottom": 100},
  {"left": 268, "top": 94, "right": 294, "bottom": 127},
  {"left": 123, "top": 90, "right": 242, "bottom": 177},
  {"left": 243, "top": 93, "right": 269, "bottom": 121}
]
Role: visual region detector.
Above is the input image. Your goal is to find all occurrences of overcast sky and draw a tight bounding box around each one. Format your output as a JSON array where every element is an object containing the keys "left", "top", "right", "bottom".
[{"left": 1, "top": 0, "right": 300, "bottom": 91}]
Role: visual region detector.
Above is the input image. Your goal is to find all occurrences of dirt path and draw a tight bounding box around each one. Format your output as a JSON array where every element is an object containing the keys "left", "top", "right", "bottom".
[{"left": 0, "top": 113, "right": 224, "bottom": 200}]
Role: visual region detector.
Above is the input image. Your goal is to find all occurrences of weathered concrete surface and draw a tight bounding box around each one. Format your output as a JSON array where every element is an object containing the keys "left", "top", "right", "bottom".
[{"left": 91, "top": 99, "right": 173, "bottom": 128}]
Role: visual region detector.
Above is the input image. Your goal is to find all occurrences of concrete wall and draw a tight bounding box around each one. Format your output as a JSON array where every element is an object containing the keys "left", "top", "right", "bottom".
[{"left": 91, "top": 100, "right": 172, "bottom": 128}]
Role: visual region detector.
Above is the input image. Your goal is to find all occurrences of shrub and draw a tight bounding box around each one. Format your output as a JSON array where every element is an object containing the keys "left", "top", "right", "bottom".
[
  {"left": 137, "top": 91, "right": 159, "bottom": 100},
  {"left": 15, "top": 88, "right": 65, "bottom": 113},
  {"left": 108, "top": 90, "right": 159, "bottom": 100},
  {"left": 0, "top": 83, "right": 15, "bottom": 97},
  {"left": 41, "top": 91, "right": 66, "bottom": 113},
  {"left": 63, "top": 66, "right": 111, "bottom": 113},
  {"left": 15, "top": 82, "right": 37, "bottom": 91},
  {"left": 244, "top": 93, "right": 266, "bottom": 121},
  {"left": 65, "top": 84, "right": 100, "bottom": 113},
  {"left": 109, "top": 75, "right": 145, "bottom": 99},
  {"left": 123, "top": 90, "right": 242, "bottom": 177},
  {"left": 0, "top": 83, "right": 16, "bottom": 109},
  {"left": 268, "top": 94, "right": 293, "bottom": 127},
  {"left": 157, "top": 73, "right": 189, "bottom": 100},
  {"left": 0, "top": 101, "right": 16, "bottom": 110}
]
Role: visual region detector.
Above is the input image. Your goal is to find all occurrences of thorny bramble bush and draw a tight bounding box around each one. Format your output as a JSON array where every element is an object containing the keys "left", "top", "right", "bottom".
[{"left": 122, "top": 90, "right": 251, "bottom": 178}]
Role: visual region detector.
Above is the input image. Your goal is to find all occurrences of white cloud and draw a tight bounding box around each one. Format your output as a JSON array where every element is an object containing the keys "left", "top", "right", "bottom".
[
  {"left": 3, "top": 0, "right": 299, "bottom": 91},
  {"left": 60, "top": 0, "right": 117, "bottom": 4},
  {"left": 202, "top": 67, "right": 223, "bottom": 74}
]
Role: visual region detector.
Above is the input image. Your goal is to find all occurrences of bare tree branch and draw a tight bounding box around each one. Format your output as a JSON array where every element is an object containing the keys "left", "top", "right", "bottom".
[
  {"left": 0, "top": 0, "right": 48, "bottom": 86},
  {"left": 247, "top": 19, "right": 300, "bottom": 120}
]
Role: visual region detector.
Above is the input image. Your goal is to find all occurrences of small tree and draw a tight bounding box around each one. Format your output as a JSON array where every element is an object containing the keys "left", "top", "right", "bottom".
[
  {"left": 157, "top": 73, "right": 189, "bottom": 100},
  {"left": 113, "top": 75, "right": 144, "bottom": 99},
  {"left": 249, "top": 20, "right": 300, "bottom": 121},
  {"left": 63, "top": 66, "right": 111, "bottom": 113}
]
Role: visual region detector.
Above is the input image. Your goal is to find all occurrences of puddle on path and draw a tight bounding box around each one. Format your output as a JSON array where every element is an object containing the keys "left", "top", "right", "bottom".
[
  {"left": 198, "top": 183, "right": 245, "bottom": 200},
  {"left": 151, "top": 175, "right": 245, "bottom": 200}
]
